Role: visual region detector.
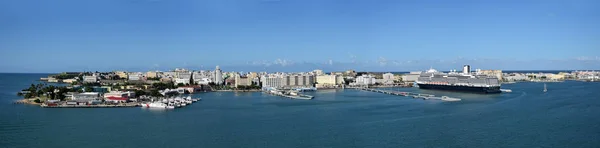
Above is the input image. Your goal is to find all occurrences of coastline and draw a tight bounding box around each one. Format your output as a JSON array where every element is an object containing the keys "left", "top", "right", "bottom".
[
  {"left": 213, "top": 90, "right": 262, "bottom": 92},
  {"left": 14, "top": 98, "right": 42, "bottom": 105}
]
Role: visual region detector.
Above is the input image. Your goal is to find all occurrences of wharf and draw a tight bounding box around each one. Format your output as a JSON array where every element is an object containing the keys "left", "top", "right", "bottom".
[
  {"left": 346, "top": 87, "right": 461, "bottom": 101},
  {"left": 264, "top": 91, "right": 314, "bottom": 100},
  {"left": 41, "top": 104, "right": 140, "bottom": 108}
]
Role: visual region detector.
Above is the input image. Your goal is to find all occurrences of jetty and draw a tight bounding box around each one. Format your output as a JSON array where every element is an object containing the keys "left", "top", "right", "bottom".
[
  {"left": 346, "top": 87, "right": 461, "bottom": 102},
  {"left": 264, "top": 89, "right": 314, "bottom": 100},
  {"left": 41, "top": 104, "right": 140, "bottom": 108}
]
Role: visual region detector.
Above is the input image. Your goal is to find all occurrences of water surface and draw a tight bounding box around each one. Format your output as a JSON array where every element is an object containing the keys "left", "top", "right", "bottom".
[{"left": 1, "top": 73, "right": 599, "bottom": 147}]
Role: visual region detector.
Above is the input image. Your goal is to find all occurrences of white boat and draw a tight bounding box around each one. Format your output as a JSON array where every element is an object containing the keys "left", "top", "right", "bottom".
[
  {"left": 500, "top": 89, "right": 512, "bottom": 93},
  {"left": 543, "top": 83, "right": 547, "bottom": 93},
  {"left": 166, "top": 105, "right": 175, "bottom": 109},
  {"left": 141, "top": 102, "right": 168, "bottom": 109},
  {"left": 441, "top": 96, "right": 461, "bottom": 102}
]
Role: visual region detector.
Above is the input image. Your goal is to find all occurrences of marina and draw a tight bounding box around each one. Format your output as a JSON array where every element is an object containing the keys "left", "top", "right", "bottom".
[{"left": 347, "top": 87, "right": 462, "bottom": 102}]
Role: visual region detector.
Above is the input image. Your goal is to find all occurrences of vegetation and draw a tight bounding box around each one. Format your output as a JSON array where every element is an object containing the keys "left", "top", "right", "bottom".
[
  {"left": 149, "top": 90, "right": 163, "bottom": 97},
  {"left": 236, "top": 85, "right": 261, "bottom": 90},
  {"left": 18, "top": 83, "right": 71, "bottom": 101},
  {"left": 152, "top": 82, "right": 176, "bottom": 90},
  {"left": 135, "top": 90, "right": 148, "bottom": 97},
  {"left": 52, "top": 73, "right": 78, "bottom": 79},
  {"left": 33, "top": 99, "right": 41, "bottom": 103},
  {"left": 177, "top": 83, "right": 185, "bottom": 87}
]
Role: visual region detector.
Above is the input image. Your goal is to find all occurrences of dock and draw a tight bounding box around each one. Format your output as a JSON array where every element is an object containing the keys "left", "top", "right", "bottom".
[
  {"left": 346, "top": 87, "right": 461, "bottom": 101},
  {"left": 41, "top": 104, "right": 140, "bottom": 108},
  {"left": 263, "top": 90, "right": 314, "bottom": 100}
]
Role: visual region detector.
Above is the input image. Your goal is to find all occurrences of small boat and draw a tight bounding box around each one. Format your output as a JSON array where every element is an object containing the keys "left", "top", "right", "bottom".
[
  {"left": 500, "top": 89, "right": 512, "bottom": 93},
  {"left": 141, "top": 102, "right": 168, "bottom": 109},
  {"left": 441, "top": 96, "right": 461, "bottom": 102},
  {"left": 543, "top": 83, "right": 547, "bottom": 93}
]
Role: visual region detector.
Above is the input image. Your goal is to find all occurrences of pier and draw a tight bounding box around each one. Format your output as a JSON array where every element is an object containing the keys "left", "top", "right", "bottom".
[
  {"left": 346, "top": 87, "right": 461, "bottom": 101},
  {"left": 41, "top": 104, "right": 140, "bottom": 108},
  {"left": 263, "top": 90, "right": 314, "bottom": 100}
]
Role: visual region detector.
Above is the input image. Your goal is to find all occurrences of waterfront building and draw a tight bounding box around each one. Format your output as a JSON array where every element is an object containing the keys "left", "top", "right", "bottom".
[
  {"left": 479, "top": 70, "right": 503, "bottom": 81},
  {"left": 261, "top": 75, "right": 284, "bottom": 89},
  {"left": 83, "top": 75, "right": 97, "bottom": 83},
  {"left": 382, "top": 73, "right": 395, "bottom": 84},
  {"left": 354, "top": 75, "right": 376, "bottom": 85},
  {"left": 316, "top": 75, "right": 339, "bottom": 88},
  {"left": 235, "top": 74, "right": 252, "bottom": 87},
  {"left": 283, "top": 74, "right": 315, "bottom": 88},
  {"left": 215, "top": 66, "right": 224, "bottom": 85},
  {"left": 72, "top": 92, "right": 100, "bottom": 101},
  {"left": 225, "top": 77, "right": 236, "bottom": 86}
]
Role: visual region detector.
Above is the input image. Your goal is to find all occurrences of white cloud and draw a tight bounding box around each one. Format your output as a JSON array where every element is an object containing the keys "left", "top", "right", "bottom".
[
  {"left": 377, "top": 57, "right": 388, "bottom": 66},
  {"left": 274, "top": 59, "right": 293, "bottom": 66},
  {"left": 576, "top": 56, "right": 600, "bottom": 61}
]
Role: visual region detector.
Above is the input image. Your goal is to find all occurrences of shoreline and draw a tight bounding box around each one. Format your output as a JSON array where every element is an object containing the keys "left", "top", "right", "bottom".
[
  {"left": 14, "top": 98, "right": 42, "bottom": 105},
  {"left": 213, "top": 90, "right": 262, "bottom": 92}
]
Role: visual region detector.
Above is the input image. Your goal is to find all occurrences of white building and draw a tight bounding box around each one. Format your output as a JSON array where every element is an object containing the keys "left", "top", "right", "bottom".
[
  {"left": 175, "top": 78, "right": 190, "bottom": 85},
  {"left": 83, "top": 76, "right": 97, "bottom": 83},
  {"left": 214, "top": 66, "right": 223, "bottom": 85},
  {"left": 128, "top": 73, "right": 142, "bottom": 81},
  {"left": 72, "top": 92, "right": 100, "bottom": 101},
  {"left": 382, "top": 73, "right": 395, "bottom": 84},
  {"left": 354, "top": 75, "right": 376, "bottom": 85},
  {"left": 402, "top": 72, "right": 421, "bottom": 82},
  {"left": 261, "top": 75, "right": 284, "bottom": 89},
  {"left": 313, "top": 69, "right": 324, "bottom": 76}
]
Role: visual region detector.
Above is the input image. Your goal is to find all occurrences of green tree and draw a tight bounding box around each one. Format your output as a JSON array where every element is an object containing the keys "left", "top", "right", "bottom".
[
  {"left": 149, "top": 90, "right": 163, "bottom": 97},
  {"left": 135, "top": 90, "right": 148, "bottom": 97},
  {"left": 177, "top": 83, "right": 185, "bottom": 87},
  {"left": 33, "top": 99, "right": 41, "bottom": 103}
]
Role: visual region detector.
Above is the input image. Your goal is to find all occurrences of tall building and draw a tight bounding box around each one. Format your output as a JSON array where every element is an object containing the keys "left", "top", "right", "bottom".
[
  {"left": 214, "top": 66, "right": 223, "bottom": 85},
  {"left": 313, "top": 69, "right": 324, "bottom": 76},
  {"left": 234, "top": 74, "right": 252, "bottom": 87},
  {"left": 463, "top": 65, "right": 471, "bottom": 74},
  {"left": 354, "top": 75, "right": 376, "bottom": 85},
  {"left": 382, "top": 73, "right": 395, "bottom": 84},
  {"left": 316, "top": 74, "right": 339, "bottom": 88},
  {"left": 261, "top": 75, "right": 283, "bottom": 89}
]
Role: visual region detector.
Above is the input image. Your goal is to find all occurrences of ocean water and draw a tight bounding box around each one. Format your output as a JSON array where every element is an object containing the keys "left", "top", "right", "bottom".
[{"left": 1, "top": 73, "right": 599, "bottom": 148}]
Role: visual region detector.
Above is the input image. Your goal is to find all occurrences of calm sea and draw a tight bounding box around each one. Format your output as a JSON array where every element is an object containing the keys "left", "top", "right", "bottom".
[{"left": 1, "top": 73, "right": 599, "bottom": 148}]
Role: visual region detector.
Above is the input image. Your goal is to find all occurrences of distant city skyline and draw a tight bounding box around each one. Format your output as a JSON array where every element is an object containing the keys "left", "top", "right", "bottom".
[{"left": 1, "top": 0, "right": 599, "bottom": 73}]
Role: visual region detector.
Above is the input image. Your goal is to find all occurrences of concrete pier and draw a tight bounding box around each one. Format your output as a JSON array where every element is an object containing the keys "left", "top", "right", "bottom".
[
  {"left": 41, "top": 104, "right": 140, "bottom": 108},
  {"left": 346, "top": 87, "right": 461, "bottom": 101}
]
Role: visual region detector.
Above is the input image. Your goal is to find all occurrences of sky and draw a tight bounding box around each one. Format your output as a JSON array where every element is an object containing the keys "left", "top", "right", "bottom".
[{"left": 0, "top": 0, "right": 599, "bottom": 73}]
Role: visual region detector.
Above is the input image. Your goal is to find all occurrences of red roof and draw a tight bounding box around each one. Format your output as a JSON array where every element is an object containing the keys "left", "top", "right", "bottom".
[{"left": 106, "top": 96, "right": 128, "bottom": 101}]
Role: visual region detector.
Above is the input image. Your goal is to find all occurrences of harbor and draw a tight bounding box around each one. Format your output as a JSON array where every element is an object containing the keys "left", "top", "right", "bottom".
[{"left": 347, "top": 87, "right": 462, "bottom": 102}]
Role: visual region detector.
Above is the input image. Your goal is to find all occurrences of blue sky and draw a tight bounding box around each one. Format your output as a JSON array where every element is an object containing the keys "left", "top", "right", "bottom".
[{"left": 0, "top": 0, "right": 598, "bottom": 73}]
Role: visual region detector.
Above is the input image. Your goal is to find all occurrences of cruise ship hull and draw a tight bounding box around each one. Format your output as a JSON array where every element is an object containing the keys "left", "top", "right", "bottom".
[{"left": 417, "top": 83, "right": 501, "bottom": 94}]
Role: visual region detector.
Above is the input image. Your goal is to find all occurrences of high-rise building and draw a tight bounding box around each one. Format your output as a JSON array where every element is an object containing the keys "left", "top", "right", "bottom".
[
  {"left": 214, "top": 66, "right": 223, "bottom": 85},
  {"left": 463, "top": 65, "right": 471, "bottom": 74},
  {"left": 313, "top": 69, "right": 324, "bottom": 76}
]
